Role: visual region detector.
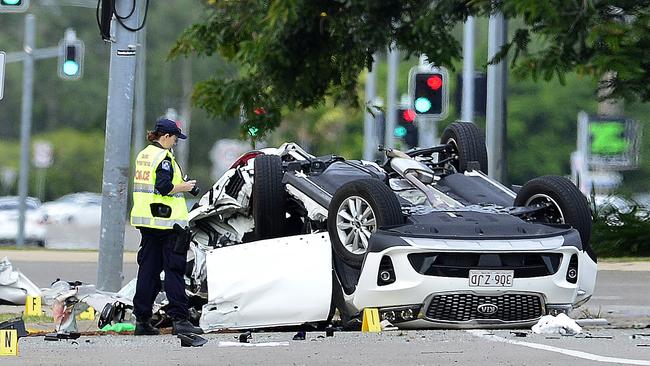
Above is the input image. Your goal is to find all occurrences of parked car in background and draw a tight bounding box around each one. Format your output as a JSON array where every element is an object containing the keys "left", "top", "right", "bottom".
[
  {"left": 0, "top": 196, "right": 47, "bottom": 246},
  {"left": 42, "top": 192, "right": 102, "bottom": 226}
]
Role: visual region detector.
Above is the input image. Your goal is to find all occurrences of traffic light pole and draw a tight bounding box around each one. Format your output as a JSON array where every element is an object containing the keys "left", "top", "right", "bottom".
[
  {"left": 486, "top": 12, "right": 508, "bottom": 183},
  {"left": 16, "top": 13, "right": 35, "bottom": 247},
  {"left": 7, "top": 15, "right": 75, "bottom": 247},
  {"left": 97, "top": 0, "right": 141, "bottom": 291},
  {"left": 385, "top": 44, "right": 399, "bottom": 149},
  {"left": 362, "top": 53, "right": 376, "bottom": 161},
  {"left": 461, "top": 16, "right": 475, "bottom": 123}
]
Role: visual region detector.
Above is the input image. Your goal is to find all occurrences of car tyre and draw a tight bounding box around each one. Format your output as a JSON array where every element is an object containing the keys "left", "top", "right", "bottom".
[
  {"left": 514, "top": 175, "right": 592, "bottom": 245},
  {"left": 440, "top": 121, "right": 488, "bottom": 173},
  {"left": 328, "top": 179, "right": 403, "bottom": 269},
  {"left": 252, "top": 154, "right": 286, "bottom": 240}
]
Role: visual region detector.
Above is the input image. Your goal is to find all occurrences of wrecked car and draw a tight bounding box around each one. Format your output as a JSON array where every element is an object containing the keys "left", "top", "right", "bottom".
[{"left": 188, "top": 122, "right": 597, "bottom": 330}]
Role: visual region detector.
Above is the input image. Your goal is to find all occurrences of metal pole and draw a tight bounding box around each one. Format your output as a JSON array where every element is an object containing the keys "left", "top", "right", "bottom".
[
  {"left": 133, "top": 20, "right": 147, "bottom": 154},
  {"left": 385, "top": 44, "right": 399, "bottom": 149},
  {"left": 97, "top": 0, "right": 141, "bottom": 291},
  {"left": 177, "top": 57, "right": 192, "bottom": 170},
  {"left": 461, "top": 16, "right": 475, "bottom": 123},
  {"left": 17, "top": 14, "right": 35, "bottom": 247},
  {"left": 486, "top": 12, "right": 508, "bottom": 182},
  {"left": 363, "top": 54, "right": 376, "bottom": 161}
]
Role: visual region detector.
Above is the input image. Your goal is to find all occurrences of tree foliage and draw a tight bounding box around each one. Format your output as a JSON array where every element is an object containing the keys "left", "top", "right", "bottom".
[{"left": 173, "top": 0, "right": 649, "bottom": 137}]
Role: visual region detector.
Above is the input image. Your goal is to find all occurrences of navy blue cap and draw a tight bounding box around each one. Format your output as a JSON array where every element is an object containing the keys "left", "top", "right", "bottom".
[{"left": 154, "top": 118, "right": 187, "bottom": 139}]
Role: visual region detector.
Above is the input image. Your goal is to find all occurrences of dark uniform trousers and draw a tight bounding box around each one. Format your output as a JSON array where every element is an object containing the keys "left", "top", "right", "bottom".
[{"left": 132, "top": 230, "right": 188, "bottom": 321}]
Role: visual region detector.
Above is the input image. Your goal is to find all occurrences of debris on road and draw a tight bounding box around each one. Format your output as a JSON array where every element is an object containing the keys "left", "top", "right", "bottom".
[
  {"left": 0, "top": 317, "right": 27, "bottom": 338},
  {"left": 532, "top": 313, "right": 582, "bottom": 335},
  {"left": 0, "top": 257, "right": 42, "bottom": 305},
  {"left": 178, "top": 333, "right": 207, "bottom": 347}
]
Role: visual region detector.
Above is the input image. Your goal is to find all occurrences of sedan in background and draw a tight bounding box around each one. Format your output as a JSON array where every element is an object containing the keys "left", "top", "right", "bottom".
[
  {"left": 0, "top": 196, "right": 47, "bottom": 246},
  {"left": 42, "top": 192, "right": 102, "bottom": 226}
]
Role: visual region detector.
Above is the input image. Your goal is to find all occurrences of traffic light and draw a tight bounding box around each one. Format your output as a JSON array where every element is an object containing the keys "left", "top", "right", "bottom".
[
  {"left": 58, "top": 30, "right": 84, "bottom": 80},
  {"left": 0, "top": 0, "right": 29, "bottom": 13},
  {"left": 410, "top": 68, "right": 449, "bottom": 119},
  {"left": 395, "top": 108, "right": 419, "bottom": 149}
]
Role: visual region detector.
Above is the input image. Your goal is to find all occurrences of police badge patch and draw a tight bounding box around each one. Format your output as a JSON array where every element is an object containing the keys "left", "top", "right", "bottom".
[{"left": 161, "top": 160, "right": 172, "bottom": 171}]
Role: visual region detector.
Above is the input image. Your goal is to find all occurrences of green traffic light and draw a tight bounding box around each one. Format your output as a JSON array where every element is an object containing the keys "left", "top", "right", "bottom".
[
  {"left": 1, "top": 0, "right": 22, "bottom": 5},
  {"left": 62, "top": 60, "right": 79, "bottom": 76},
  {"left": 248, "top": 126, "right": 259, "bottom": 136},
  {"left": 414, "top": 97, "right": 432, "bottom": 113},
  {"left": 393, "top": 126, "right": 407, "bottom": 138}
]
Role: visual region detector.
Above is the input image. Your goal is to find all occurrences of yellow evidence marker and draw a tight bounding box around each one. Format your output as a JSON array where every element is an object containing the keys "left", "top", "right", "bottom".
[
  {"left": 361, "top": 308, "right": 381, "bottom": 333},
  {"left": 0, "top": 330, "right": 18, "bottom": 356},
  {"left": 25, "top": 296, "right": 42, "bottom": 316}
]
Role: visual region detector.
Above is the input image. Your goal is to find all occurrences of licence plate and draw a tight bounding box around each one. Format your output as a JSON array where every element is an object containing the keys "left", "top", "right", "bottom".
[{"left": 469, "top": 270, "right": 514, "bottom": 287}]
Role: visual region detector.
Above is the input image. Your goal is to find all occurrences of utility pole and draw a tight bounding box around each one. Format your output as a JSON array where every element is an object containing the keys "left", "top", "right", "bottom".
[
  {"left": 362, "top": 54, "right": 376, "bottom": 161},
  {"left": 97, "top": 0, "right": 142, "bottom": 291},
  {"left": 461, "top": 16, "right": 475, "bottom": 123},
  {"left": 16, "top": 14, "right": 35, "bottom": 247},
  {"left": 486, "top": 12, "right": 508, "bottom": 182},
  {"left": 385, "top": 44, "right": 399, "bottom": 149}
]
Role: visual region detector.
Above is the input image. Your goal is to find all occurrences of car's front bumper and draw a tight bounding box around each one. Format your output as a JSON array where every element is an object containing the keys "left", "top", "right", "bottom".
[{"left": 350, "top": 237, "right": 597, "bottom": 329}]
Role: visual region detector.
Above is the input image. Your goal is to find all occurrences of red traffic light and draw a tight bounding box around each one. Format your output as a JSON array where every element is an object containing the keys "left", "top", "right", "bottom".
[
  {"left": 426, "top": 75, "right": 442, "bottom": 90},
  {"left": 402, "top": 109, "right": 416, "bottom": 122}
]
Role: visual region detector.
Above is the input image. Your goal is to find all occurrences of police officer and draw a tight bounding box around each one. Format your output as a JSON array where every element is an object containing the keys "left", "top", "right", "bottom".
[{"left": 130, "top": 118, "right": 203, "bottom": 336}]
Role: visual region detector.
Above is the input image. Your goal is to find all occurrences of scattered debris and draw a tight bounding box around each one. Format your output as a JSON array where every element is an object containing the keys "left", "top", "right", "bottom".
[
  {"left": 0, "top": 317, "right": 28, "bottom": 338},
  {"left": 44, "top": 332, "right": 81, "bottom": 341},
  {"left": 532, "top": 313, "right": 582, "bottom": 336},
  {"left": 0, "top": 257, "right": 42, "bottom": 305},
  {"left": 380, "top": 319, "right": 398, "bottom": 331},
  {"left": 325, "top": 326, "right": 334, "bottom": 337},
  {"left": 178, "top": 333, "right": 207, "bottom": 347},
  {"left": 510, "top": 331, "right": 527, "bottom": 337},
  {"left": 238, "top": 331, "right": 252, "bottom": 343},
  {"left": 99, "top": 323, "right": 135, "bottom": 333},
  {"left": 292, "top": 331, "right": 306, "bottom": 340},
  {"left": 637, "top": 344, "right": 650, "bottom": 347}
]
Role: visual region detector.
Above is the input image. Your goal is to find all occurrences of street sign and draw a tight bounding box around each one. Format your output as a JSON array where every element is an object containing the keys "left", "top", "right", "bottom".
[
  {"left": 0, "top": 51, "right": 5, "bottom": 100},
  {"left": 33, "top": 142, "right": 53, "bottom": 168},
  {"left": 587, "top": 117, "right": 641, "bottom": 169}
]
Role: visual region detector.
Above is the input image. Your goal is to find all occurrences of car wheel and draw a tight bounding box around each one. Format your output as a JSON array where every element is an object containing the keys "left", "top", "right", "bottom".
[
  {"left": 514, "top": 175, "right": 592, "bottom": 245},
  {"left": 252, "top": 154, "right": 287, "bottom": 240},
  {"left": 440, "top": 121, "right": 488, "bottom": 173},
  {"left": 328, "top": 179, "right": 403, "bottom": 269}
]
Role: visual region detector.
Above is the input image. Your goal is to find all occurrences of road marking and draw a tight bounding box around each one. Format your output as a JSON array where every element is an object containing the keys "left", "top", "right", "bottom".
[{"left": 467, "top": 330, "right": 650, "bottom": 365}]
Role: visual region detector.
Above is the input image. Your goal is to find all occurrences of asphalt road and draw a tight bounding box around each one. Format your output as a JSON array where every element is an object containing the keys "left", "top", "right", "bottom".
[
  {"left": 1, "top": 255, "right": 649, "bottom": 365},
  {"left": 4, "top": 328, "right": 650, "bottom": 365}
]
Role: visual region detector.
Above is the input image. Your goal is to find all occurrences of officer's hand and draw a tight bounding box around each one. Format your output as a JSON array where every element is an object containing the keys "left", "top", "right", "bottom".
[{"left": 180, "top": 180, "right": 196, "bottom": 192}]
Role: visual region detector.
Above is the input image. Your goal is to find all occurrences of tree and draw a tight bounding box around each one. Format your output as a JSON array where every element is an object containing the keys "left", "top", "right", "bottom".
[{"left": 172, "top": 0, "right": 649, "bottom": 138}]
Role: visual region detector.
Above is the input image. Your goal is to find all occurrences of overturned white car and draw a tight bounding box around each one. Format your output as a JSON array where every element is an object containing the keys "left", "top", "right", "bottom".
[{"left": 188, "top": 122, "right": 597, "bottom": 330}]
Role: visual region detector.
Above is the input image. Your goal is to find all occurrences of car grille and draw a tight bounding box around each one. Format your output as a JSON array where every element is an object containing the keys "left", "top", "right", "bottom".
[
  {"left": 408, "top": 253, "right": 562, "bottom": 278},
  {"left": 425, "top": 293, "right": 543, "bottom": 322}
]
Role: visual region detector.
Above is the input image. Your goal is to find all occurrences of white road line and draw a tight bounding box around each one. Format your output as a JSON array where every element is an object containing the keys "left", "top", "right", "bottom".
[{"left": 467, "top": 330, "right": 650, "bottom": 365}]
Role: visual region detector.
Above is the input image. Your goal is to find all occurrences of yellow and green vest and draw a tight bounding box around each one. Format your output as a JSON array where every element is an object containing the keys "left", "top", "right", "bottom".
[{"left": 130, "top": 144, "right": 188, "bottom": 229}]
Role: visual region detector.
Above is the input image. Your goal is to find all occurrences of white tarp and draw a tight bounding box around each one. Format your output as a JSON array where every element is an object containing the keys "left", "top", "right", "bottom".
[{"left": 200, "top": 233, "right": 333, "bottom": 331}]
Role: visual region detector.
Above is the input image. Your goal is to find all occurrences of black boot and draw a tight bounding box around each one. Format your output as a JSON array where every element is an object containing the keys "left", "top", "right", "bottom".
[
  {"left": 172, "top": 319, "right": 203, "bottom": 335},
  {"left": 134, "top": 320, "right": 160, "bottom": 336}
]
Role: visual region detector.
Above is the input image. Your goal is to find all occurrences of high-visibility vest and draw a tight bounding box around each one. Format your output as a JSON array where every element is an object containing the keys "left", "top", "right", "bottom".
[{"left": 130, "top": 144, "right": 188, "bottom": 229}]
